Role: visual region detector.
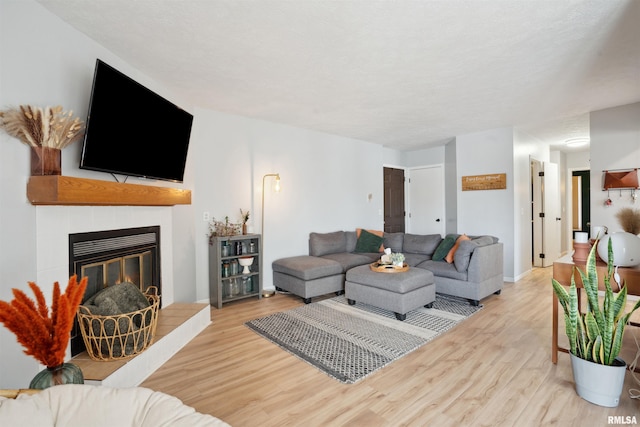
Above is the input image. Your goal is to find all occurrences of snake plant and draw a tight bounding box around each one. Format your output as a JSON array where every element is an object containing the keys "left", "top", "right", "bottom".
[{"left": 552, "top": 238, "right": 640, "bottom": 365}]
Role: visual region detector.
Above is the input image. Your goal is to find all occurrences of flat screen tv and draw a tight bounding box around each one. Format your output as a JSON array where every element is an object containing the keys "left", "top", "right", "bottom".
[{"left": 80, "top": 59, "right": 193, "bottom": 183}]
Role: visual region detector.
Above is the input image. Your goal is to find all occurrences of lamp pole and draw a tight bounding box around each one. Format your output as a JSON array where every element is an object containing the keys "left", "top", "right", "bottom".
[{"left": 261, "top": 173, "right": 280, "bottom": 240}]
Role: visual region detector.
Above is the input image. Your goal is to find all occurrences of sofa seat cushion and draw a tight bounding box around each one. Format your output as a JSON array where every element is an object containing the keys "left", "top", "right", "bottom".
[
  {"left": 418, "top": 260, "right": 468, "bottom": 281},
  {"left": 273, "top": 256, "right": 342, "bottom": 280},
  {"left": 346, "top": 265, "right": 434, "bottom": 294},
  {"left": 321, "top": 252, "right": 377, "bottom": 272}
]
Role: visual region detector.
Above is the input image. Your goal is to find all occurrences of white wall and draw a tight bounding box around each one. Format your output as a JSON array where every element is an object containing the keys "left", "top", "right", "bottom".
[
  {"left": 0, "top": 0, "right": 195, "bottom": 388},
  {"left": 192, "top": 109, "right": 385, "bottom": 297},
  {"left": 456, "top": 128, "right": 515, "bottom": 280},
  {"left": 590, "top": 102, "right": 640, "bottom": 234}
]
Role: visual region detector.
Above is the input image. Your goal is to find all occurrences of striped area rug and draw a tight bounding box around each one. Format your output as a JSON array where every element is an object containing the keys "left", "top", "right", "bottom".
[{"left": 245, "top": 294, "right": 482, "bottom": 384}]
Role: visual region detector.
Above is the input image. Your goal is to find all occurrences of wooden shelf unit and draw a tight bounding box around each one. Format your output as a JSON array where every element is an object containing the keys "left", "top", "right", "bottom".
[
  {"left": 27, "top": 176, "right": 191, "bottom": 206},
  {"left": 209, "top": 234, "right": 262, "bottom": 309}
]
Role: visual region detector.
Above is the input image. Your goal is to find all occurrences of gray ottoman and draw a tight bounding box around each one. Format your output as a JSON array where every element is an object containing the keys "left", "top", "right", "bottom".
[
  {"left": 273, "top": 255, "right": 344, "bottom": 304},
  {"left": 345, "top": 265, "right": 435, "bottom": 321}
]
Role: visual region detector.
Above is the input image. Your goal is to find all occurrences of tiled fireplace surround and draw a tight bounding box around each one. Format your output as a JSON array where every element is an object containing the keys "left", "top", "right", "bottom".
[{"left": 35, "top": 205, "right": 210, "bottom": 387}]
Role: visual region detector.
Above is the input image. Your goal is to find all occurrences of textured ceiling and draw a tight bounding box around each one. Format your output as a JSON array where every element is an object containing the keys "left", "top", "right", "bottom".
[{"left": 36, "top": 0, "right": 640, "bottom": 151}]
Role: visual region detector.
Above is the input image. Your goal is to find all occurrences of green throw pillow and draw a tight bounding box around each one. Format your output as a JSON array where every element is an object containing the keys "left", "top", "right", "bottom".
[
  {"left": 432, "top": 234, "right": 459, "bottom": 261},
  {"left": 355, "top": 229, "right": 384, "bottom": 253}
]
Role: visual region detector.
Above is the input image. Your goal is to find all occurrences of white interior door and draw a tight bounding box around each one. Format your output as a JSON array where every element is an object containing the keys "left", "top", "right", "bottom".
[
  {"left": 533, "top": 161, "right": 562, "bottom": 267},
  {"left": 408, "top": 165, "right": 445, "bottom": 235},
  {"left": 542, "top": 162, "right": 562, "bottom": 266}
]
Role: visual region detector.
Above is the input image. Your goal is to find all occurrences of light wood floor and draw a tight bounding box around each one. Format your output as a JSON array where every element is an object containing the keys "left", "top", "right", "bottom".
[{"left": 141, "top": 268, "right": 640, "bottom": 426}]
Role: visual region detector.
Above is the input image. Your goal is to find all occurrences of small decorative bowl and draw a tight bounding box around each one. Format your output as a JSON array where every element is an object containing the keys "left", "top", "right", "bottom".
[{"left": 238, "top": 256, "right": 254, "bottom": 274}]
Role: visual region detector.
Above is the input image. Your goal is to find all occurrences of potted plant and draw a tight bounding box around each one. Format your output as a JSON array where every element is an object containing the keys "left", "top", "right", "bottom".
[
  {"left": 0, "top": 105, "right": 84, "bottom": 175},
  {"left": 240, "top": 209, "right": 250, "bottom": 235},
  {"left": 0, "top": 276, "right": 88, "bottom": 388},
  {"left": 390, "top": 252, "right": 405, "bottom": 267},
  {"left": 552, "top": 238, "right": 640, "bottom": 407}
]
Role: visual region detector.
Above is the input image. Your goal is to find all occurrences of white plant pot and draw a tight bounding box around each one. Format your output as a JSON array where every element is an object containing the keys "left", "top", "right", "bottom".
[
  {"left": 597, "top": 232, "right": 640, "bottom": 267},
  {"left": 570, "top": 354, "right": 626, "bottom": 407}
]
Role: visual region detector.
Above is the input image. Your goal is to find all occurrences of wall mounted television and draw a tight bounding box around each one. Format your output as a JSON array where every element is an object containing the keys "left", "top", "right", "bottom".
[{"left": 80, "top": 59, "right": 193, "bottom": 183}]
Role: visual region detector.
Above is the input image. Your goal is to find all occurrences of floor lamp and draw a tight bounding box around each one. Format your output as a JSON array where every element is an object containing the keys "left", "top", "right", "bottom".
[{"left": 261, "top": 173, "right": 280, "bottom": 296}]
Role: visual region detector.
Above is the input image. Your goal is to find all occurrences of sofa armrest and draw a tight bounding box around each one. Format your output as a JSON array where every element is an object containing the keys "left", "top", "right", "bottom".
[{"left": 467, "top": 243, "right": 503, "bottom": 283}]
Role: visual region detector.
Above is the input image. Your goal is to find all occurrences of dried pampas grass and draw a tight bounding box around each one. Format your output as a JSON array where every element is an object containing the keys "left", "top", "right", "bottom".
[
  {"left": 0, "top": 105, "right": 84, "bottom": 149},
  {"left": 616, "top": 207, "right": 640, "bottom": 235}
]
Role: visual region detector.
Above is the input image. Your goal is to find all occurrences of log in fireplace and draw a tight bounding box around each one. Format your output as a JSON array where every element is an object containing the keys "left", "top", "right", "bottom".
[{"left": 68, "top": 226, "right": 161, "bottom": 356}]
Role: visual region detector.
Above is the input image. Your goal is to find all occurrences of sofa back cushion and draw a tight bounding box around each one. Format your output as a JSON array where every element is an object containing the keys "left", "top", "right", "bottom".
[
  {"left": 345, "top": 231, "right": 358, "bottom": 253},
  {"left": 445, "top": 234, "right": 471, "bottom": 263},
  {"left": 453, "top": 235, "right": 499, "bottom": 272},
  {"left": 383, "top": 233, "right": 404, "bottom": 253},
  {"left": 309, "top": 231, "right": 346, "bottom": 256},
  {"left": 402, "top": 234, "right": 442, "bottom": 255}
]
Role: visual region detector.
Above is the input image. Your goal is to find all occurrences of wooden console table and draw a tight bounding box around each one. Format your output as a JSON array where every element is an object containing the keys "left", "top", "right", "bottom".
[{"left": 551, "top": 255, "right": 640, "bottom": 363}]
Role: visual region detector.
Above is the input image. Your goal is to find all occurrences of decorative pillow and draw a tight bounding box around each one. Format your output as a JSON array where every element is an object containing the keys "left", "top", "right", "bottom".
[
  {"left": 432, "top": 234, "right": 459, "bottom": 261},
  {"left": 402, "top": 234, "right": 442, "bottom": 255},
  {"left": 445, "top": 234, "right": 471, "bottom": 263},
  {"left": 355, "top": 229, "right": 385, "bottom": 253},
  {"left": 356, "top": 228, "right": 385, "bottom": 252}
]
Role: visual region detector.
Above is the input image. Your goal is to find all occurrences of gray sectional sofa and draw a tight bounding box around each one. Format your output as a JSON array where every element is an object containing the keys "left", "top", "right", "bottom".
[{"left": 272, "top": 230, "right": 504, "bottom": 306}]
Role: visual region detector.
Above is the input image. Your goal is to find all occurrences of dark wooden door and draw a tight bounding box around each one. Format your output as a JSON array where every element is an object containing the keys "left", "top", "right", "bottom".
[{"left": 384, "top": 167, "right": 405, "bottom": 233}]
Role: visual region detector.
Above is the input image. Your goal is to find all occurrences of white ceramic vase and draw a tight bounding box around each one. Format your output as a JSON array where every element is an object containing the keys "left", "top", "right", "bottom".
[{"left": 597, "top": 232, "right": 640, "bottom": 267}]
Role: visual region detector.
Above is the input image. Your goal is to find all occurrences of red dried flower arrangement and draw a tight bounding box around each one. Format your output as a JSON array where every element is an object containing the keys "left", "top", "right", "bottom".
[{"left": 0, "top": 275, "right": 87, "bottom": 368}]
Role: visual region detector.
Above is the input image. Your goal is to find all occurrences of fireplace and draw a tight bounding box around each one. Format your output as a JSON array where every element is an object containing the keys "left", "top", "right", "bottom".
[{"left": 68, "top": 226, "right": 161, "bottom": 356}]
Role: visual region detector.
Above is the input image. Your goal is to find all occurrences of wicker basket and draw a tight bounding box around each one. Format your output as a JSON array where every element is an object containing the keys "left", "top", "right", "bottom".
[{"left": 77, "top": 287, "right": 160, "bottom": 361}]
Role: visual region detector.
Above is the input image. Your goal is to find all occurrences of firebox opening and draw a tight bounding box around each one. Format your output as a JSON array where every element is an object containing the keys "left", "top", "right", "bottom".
[{"left": 69, "top": 226, "right": 161, "bottom": 356}]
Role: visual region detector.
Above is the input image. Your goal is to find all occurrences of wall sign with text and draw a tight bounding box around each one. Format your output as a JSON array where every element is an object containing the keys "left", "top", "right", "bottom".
[{"left": 461, "top": 173, "right": 507, "bottom": 191}]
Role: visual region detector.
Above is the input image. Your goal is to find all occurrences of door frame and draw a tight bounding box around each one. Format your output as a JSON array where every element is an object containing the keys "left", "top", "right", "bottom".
[{"left": 567, "top": 167, "right": 590, "bottom": 253}]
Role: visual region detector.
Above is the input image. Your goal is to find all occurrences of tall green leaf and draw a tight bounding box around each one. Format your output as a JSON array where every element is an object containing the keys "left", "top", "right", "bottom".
[
  {"left": 612, "top": 286, "right": 627, "bottom": 323},
  {"left": 552, "top": 238, "right": 640, "bottom": 365},
  {"left": 592, "top": 335, "right": 603, "bottom": 364}
]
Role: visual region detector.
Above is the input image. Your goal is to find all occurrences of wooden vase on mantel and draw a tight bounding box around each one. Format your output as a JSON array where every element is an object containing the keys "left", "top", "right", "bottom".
[
  {"left": 30, "top": 146, "right": 61, "bottom": 176},
  {"left": 242, "top": 223, "right": 247, "bottom": 235}
]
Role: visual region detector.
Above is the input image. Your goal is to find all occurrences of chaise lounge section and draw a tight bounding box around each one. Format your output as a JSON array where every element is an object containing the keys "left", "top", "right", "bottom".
[{"left": 273, "top": 230, "right": 503, "bottom": 307}]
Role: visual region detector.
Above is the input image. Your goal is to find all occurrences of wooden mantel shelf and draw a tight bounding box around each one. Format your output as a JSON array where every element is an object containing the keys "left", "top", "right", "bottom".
[{"left": 27, "top": 176, "right": 191, "bottom": 206}]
